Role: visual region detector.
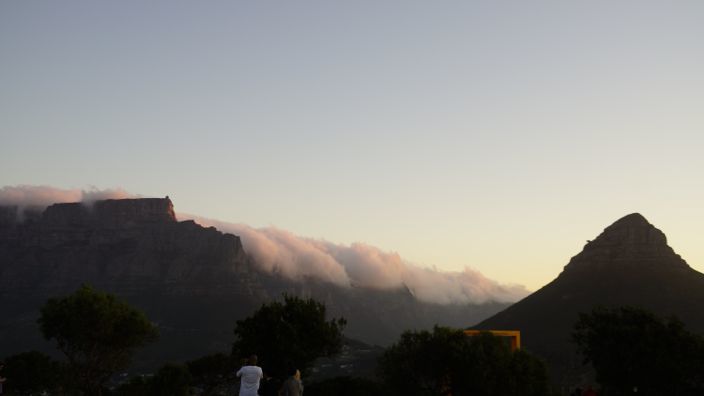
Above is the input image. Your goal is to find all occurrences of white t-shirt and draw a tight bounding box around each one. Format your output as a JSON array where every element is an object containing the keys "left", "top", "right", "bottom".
[{"left": 236, "top": 365, "right": 263, "bottom": 396}]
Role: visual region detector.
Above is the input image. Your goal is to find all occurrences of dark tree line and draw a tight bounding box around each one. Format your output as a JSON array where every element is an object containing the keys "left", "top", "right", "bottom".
[
  {"left": 378, "top": 326, "right": 551, "bottom": 396},
  {"left": 6, "top": 285, "right": 702, "bottom": 395},
  {"left": 0, "top": 287, "right": 347, "bottom": 395},
  {"left": 573, "top": 306, "right": 704, "bottom": 396},
  {"left": 231, "top": 294, "right": 347, "bottom": 378}
]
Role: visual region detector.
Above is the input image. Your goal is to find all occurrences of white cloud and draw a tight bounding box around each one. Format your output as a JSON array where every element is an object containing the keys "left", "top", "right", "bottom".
[
  {"left": 0, "top": 184, "right": 529, "bottom": 305},
  {"left": 182, "top": 214, "right": 529, "bottom": 304}
]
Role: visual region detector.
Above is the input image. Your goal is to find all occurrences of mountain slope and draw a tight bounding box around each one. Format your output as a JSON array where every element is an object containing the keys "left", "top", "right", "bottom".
[
  {"left": 474, "top": 213, "right": 704, "bottom": 386},
  {"left": 0, "top": 198, "right": 507, "bottom": 368}
]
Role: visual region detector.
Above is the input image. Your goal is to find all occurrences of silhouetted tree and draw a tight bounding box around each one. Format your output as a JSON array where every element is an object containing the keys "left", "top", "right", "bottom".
[
  {"left": 573, "top": 306, "right": 704, "bottom": 395},
  {"left": 38, "top": 284, "right": 158, "bottom": 395},
  {"left": 231, "top": 294, "right": 346, "bottom": 377},
  {"left": 378, "top": 326, "right": 551, "bottom": 396}
]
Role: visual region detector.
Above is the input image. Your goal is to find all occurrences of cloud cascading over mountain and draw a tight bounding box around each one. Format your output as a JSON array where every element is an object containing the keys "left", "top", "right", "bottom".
[
  {"left": 0, "top": 185, "right": 529, "bottom": 305},
  {"left": 182, "top": 216, "right": 529, "bottom": 305},
  {"left": 0, "top": 185, "right": 138, "bottom": 208}
]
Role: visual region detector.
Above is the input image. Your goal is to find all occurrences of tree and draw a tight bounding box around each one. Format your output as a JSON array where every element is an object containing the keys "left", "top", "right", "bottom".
[
  {"left": 378, "top": 326, "right": 551, "bottom": 396},
  {"left": 573, "top": 306, "right": 704, "bottom": 395},
  {"left": 231, "top": 294, "right": 346, "bottom": 377},
  {"left": 1, "top": 351, "right": 64, "bottom": 395},
  {"left": 38, "top": 284, "right": 159, "bottom": 395}
]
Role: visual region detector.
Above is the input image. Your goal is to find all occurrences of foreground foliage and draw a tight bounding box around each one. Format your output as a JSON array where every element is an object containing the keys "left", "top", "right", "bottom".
[
  {"left": 573, "top": 306, "right": 704, "bottom": 395},
  {"left": 37, "top": 284, "right": 159, "bottom": 395},
  {"left": 231, "top": 294, "right": 346, "bottom": 377},
  {"left": 378, "top": 326, "right": 551, "bottom": 396}
]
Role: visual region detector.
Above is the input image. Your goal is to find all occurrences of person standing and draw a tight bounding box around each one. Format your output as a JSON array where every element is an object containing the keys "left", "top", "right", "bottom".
[
  {"left": 280, "top": 368, "right": 303, "bottom": 396},
  {"left": 236, "top": 355, "right": 263, "bottom": 396}
]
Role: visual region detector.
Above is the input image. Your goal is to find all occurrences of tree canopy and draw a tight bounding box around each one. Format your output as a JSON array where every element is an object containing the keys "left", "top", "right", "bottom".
[
  {"left": 231, "top": 294, "right": 346, "bottom": 377},
  {"left": 378, "top": 326, "right": 551, "bottom": 396},
  {"left": 38, "top": 284, "right": 158, "bottom": 395},
  {"left": 573, "top": 306, "right": 704, "bottom": 395}
]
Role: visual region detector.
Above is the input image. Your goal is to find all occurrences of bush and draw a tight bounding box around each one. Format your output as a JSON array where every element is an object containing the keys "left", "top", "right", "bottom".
[
  {"left": 378, "top": 326, "right": 551, "bottom": 396},
  {"left": 573, "top": 306, "right": 704, "bottom": 395},
  {"left": 232, "top": 294, "right": 346, "bottom": 377},
  {"left": 38, "top": 284, "right": 158, "bottom": 395}
]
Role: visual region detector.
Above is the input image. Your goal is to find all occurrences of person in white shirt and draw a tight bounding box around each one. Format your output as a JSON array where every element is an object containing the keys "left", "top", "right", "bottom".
[{"left": 236, "top": 354, "right": 263, "bottom": 396}]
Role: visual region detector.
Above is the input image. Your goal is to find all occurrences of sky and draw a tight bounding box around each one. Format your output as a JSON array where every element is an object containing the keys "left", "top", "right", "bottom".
[{"left": 1, "top": 1, "right": 703, "bottom": 293}]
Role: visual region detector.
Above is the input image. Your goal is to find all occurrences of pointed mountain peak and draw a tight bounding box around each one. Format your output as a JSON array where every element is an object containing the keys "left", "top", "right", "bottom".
[
  {"left": 597, "top": 212, "right": 664, "bottom": 247},
  {"left": 564, "top": 213, "right": 688, "bottom": 272},
  {"left": 611, "top": 212, "right": 650, "bottom": 227}
]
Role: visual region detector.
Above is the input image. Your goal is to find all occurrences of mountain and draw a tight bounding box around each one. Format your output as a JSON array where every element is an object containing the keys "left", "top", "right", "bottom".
[
  {"left": 474, "top": 213, "right": 704, "bottom": 387},
  {"left": 0, "top": 197, "right": 506, "bottom": 369}
]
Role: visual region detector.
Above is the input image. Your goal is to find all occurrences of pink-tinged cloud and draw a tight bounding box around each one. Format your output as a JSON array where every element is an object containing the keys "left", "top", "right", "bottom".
[
  {"left": 0, "top": 185, "right": 138, "bottom": 208},
  {"left": 181, "top": 214, "right": 530, "bottom": 305},
  {"left": 1, "top": 185, "right": 529, "bottom": 305}
]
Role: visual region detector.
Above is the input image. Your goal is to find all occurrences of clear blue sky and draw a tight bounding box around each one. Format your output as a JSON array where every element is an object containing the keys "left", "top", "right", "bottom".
[{"left": 2, "top": 1, "right": 703, "bottom": 290}]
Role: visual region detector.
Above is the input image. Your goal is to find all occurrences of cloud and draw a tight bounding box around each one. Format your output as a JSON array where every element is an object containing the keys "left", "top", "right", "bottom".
[
  {"left": 0, "top": 185, "right": 140, "bottom": 221},
  {"left": 81, "top": 186, "right": 137, "bottom": 203},
  {"left": 0, "top": 185, "right": 83, "bottom": 208},
  {"left": 0, "top": 185, "right": 138, "bottom": 208},
  {"left": 181, "top": 214, "right": 530, "bottom": 304},
  {"left": 0, "top": 185, "right": 529, "bottom": 305}
]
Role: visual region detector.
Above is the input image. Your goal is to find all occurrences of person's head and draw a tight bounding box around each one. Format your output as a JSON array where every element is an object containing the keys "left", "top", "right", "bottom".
[
  {"left": 293, "top": 368, "right": 301, "bottom": 380},
  {"left": 248, "top": 354, "right": 258, "bottom": 366}
]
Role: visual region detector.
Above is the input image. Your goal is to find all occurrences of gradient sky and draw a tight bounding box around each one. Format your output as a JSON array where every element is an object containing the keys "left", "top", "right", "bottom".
[{"left": 2, "top": 1, "right": 703, "bottom": 291}]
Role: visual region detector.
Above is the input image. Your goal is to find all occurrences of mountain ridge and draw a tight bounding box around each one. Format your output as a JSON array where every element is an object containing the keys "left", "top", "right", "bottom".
[
  {"left": 0, "top": 197, "right": 507, "bottom": 369},
  {"left": 474, "top": 213, "right": 704, "bottom": 387}
]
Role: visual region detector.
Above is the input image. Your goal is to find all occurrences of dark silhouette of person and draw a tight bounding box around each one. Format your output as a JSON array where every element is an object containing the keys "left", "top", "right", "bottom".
[{"left": 279, "top": 368, "right": 304, "bottom": 396}]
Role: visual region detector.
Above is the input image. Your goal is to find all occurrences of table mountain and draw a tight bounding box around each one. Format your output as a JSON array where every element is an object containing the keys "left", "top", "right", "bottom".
[{"left": 0, "top": 197, "right": 506, "bottom": 370}]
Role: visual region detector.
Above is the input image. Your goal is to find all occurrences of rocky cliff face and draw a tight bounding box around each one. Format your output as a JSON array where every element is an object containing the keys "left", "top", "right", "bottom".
[
  {"left": 0, "top": 198, "right": 256, "bottom": 297},
  {"left": 0, "top": 197, "right": 506, "bottom": 369},
  {"left": 564, "top": 213, "right": 688, "bottom": 273},
  {"left": 0, "top": 198, "right": 266, "bottom": 365}
]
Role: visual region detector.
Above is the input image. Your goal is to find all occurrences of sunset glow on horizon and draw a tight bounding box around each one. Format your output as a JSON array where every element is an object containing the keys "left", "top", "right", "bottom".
[{"left": 2, "top": 1, "right": 703, "bottom": 292}]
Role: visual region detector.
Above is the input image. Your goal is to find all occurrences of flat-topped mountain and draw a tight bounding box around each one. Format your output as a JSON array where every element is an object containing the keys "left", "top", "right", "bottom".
[
  {"left": 474, "top": 213, "right": 704, "bottom": 386},
  {"left": 0, "top": 198, "right": 254, "bottom": 296},
  {"left": 0, "top": 197, "right": 176, "bottom": 228},
  {"left": 0, "top": 197, "right": 506, "bottom": 369}
]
